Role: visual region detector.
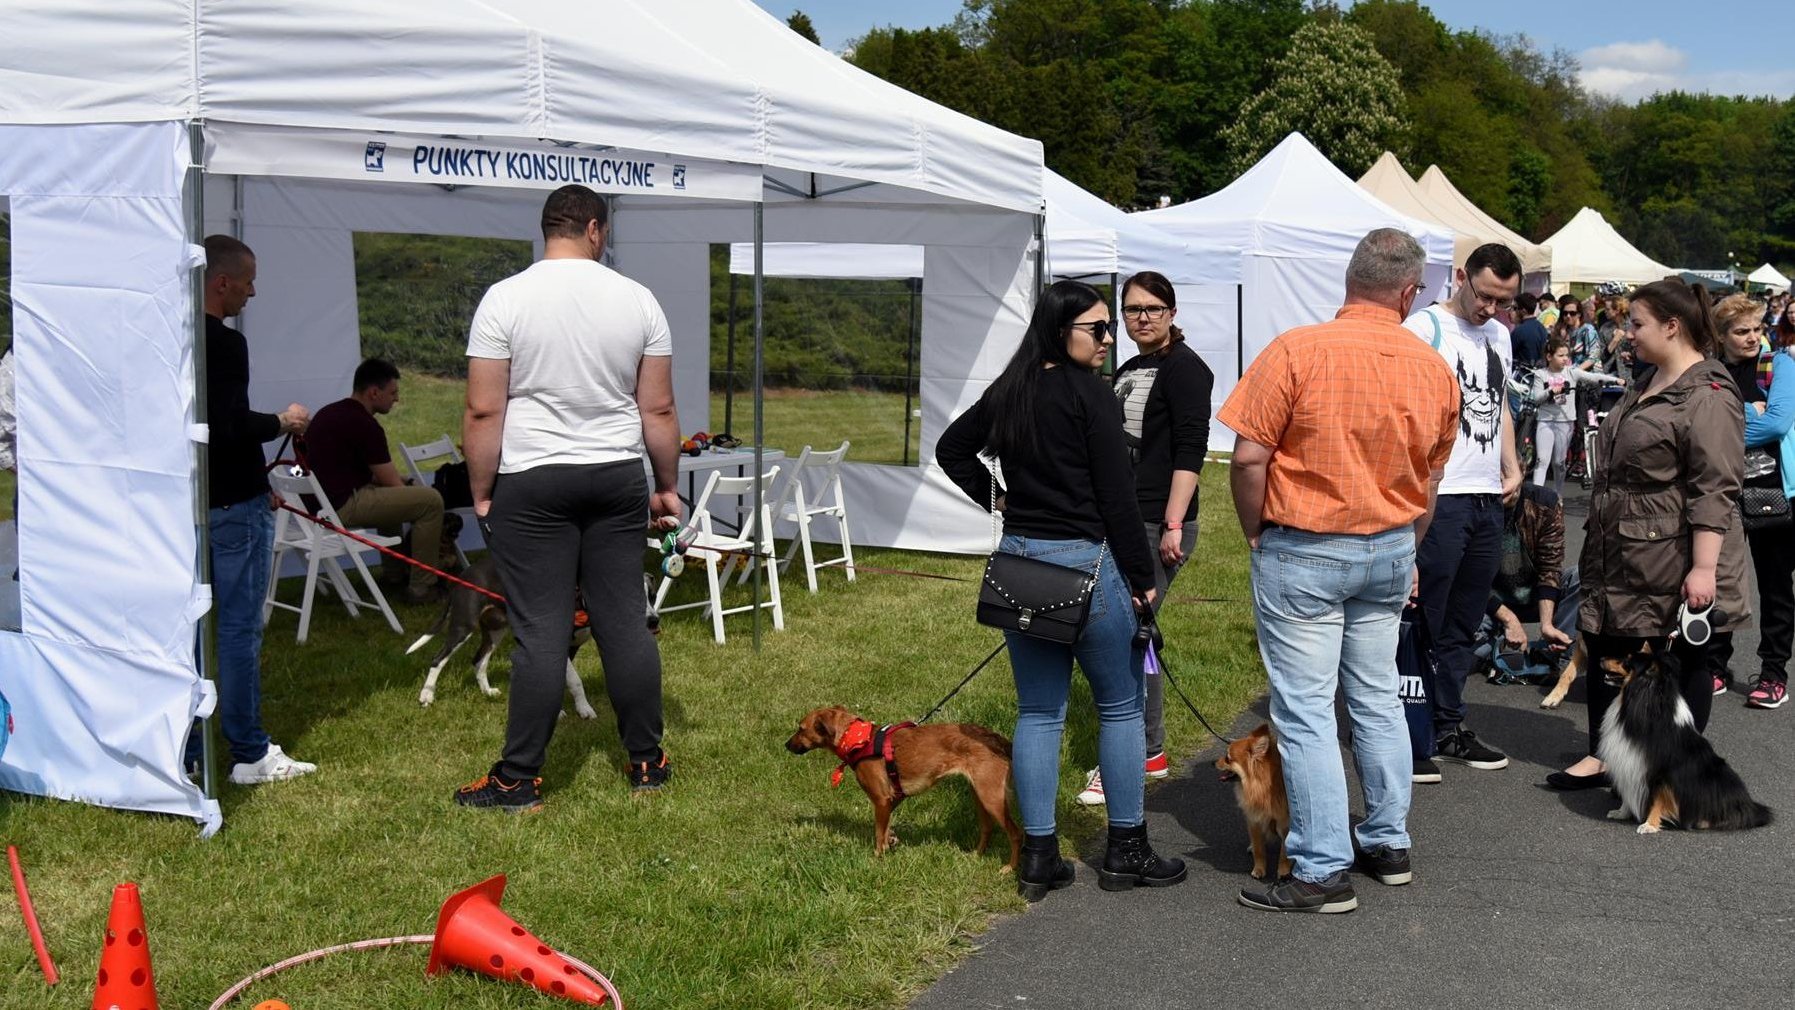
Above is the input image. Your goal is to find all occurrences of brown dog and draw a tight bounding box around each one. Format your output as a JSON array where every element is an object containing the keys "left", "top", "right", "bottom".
[
  {"left": 1540, "top": 637, "right": 1586, "bottom": 709},
  {"left": 786, "top": 705, "right": 1022, "bottom": 872},
  {"left": 1215, "top": 723, "right": 1291, "bottom": 880}
]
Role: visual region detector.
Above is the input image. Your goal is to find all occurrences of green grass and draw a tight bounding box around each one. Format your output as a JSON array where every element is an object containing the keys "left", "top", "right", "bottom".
[
  {"left": 710, "top": 388, "right": 921, "bottom": 466},
  {"left": 0, "top": 377, "right": 1261, "bottom": 1009}
]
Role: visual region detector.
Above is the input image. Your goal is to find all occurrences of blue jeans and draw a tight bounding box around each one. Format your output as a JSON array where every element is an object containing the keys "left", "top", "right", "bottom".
[
  {"left": 1417, "top": 494, "right": 1505, "bottom": 734},
  {"left": 197, "top": 497, "right": 274, "bottom": 766},
  {"left": 1251, "top": 525, "right": 1414, "bottom": 882},
  {"left": 1000, "top": 534, "right": 1146, "bottom": 834}
]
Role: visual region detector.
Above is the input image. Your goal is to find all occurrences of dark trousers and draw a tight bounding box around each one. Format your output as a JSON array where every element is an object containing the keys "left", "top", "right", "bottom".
[
  {"left": 1747, "top": 520, "right": 1795, "bottom": 683},
  {"left": 1417, "top": 493, "right": 1505, "bottom": 735},
  {"left": 1141, "top": 520, "right": 1197, "bottom": 755},
  {"left": 1585, "top": 632, "right": 1711, "bottom": 752},
  {"left": 488, "top": 460, "right": 663, "bottom": 779}
]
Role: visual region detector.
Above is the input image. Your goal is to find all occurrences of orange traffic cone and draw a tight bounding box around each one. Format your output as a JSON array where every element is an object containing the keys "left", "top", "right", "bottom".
[
  {"left": 92, "top": 882, "right": 158, "bottom": 1010},
  {"left": 427, "top": 875, "right": 609, "bottom": 1005}
]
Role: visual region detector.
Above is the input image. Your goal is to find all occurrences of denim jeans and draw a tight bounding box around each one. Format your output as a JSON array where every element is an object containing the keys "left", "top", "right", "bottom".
[
  {"left": 1000, "top": 534, "right": 1146, "bottom": 835},
  {"left": 1417, "top": 494, "right": 1505, "bottom": 735},
  {"left": 1251, "top": 524, "right": 1414, "bottom": 882},
  {"left": 200, "top": 496, "right": 275, "bottom": 766}
]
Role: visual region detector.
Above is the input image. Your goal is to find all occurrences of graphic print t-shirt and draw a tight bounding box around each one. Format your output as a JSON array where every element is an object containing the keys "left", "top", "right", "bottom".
[{"left": 1404, "top": 306, "right": 1510, "bottom": 495}]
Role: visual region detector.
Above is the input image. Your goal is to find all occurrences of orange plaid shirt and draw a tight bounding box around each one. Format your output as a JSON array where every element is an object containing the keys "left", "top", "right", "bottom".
[{"left": 1218, "top": 304, "right": 1460, "bottom": 534}]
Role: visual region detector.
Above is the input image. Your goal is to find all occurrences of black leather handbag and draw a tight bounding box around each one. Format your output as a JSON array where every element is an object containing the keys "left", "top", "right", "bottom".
[
  {"left": 1741, "top": 449, "right": 1791, "bottom": 533},
  {"left": 977, "top": 550, "right": 1101, "bottom": 645}
]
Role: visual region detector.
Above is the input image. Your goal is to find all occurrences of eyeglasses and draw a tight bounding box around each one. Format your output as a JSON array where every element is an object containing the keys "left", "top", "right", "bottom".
[
  {"left": 1068, "top": 320, "right": 1121, "bottom": 341},
  {"left": 1121, "top": 304, "right": 1171, "bottom": 321},
  {"left": 1562, "top": 306, "right": 1582, "bottom": 315},
  {"left": 1466, "top": 279, "right": 1515, "bottom": 312}
]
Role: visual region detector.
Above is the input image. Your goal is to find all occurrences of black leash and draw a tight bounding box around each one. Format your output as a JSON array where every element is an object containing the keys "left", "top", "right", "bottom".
[
  {"left": 914, "top": 641, "right": 1008, "bottom": 725},
  {"left": 1142, "top": 618, "right": 1234, "bottom": 746}
]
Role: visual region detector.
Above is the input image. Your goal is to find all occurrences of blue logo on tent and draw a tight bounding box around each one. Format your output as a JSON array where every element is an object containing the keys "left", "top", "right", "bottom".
[
  {"left": 365, "top": 142, "right": 387, "bottom": 173},
  {"left": 672, "top": 164, "right": 686, "bottom": 190}
]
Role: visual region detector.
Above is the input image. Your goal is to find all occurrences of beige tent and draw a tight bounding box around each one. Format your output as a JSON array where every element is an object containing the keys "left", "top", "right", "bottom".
[
  {"left": 1541, "top": 207, "right": 1674, "bottom": 288},
  {"left": 1357, "top": 152, "right": 1478, "bottom": 270},
  {"left": 1416, "top": 165, "right": 1553, "bottom": 279}
]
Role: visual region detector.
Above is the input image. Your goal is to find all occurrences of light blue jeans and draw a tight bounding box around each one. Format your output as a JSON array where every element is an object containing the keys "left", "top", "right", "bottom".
[
  {"left": 1000, "top": 534, "right": 1146, "bottom": 834},
  {"left": 1251, "top": 524, "right": 1414, "bottom": 881}
]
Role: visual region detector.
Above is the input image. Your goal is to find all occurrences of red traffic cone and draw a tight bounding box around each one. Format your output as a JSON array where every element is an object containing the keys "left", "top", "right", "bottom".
[
  {"left": 427, "top": 875, "right": 609, "bottom": 1005},
  {"left": 92, "top": 882, "right": 158, "bottom": 1010}
]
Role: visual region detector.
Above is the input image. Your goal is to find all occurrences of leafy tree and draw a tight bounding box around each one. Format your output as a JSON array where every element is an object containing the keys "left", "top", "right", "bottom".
[
  {"left": 1220, "top": 20, "right": 1407, "bottom": 177},
  {"left": 786, "top": 11, "right": 821, "bottom": 45}
]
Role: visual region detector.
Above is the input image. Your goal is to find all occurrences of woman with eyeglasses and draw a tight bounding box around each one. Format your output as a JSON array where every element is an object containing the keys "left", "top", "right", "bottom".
[
  {"left": 938, "top": 279, "right": 1184, "bottom": 902},
  {"left": 1713, "top": 294, "right": 1795, "bottom": 708},
  {"left": 1073, "top": 271, "right": 1215, "bottom": 809}
]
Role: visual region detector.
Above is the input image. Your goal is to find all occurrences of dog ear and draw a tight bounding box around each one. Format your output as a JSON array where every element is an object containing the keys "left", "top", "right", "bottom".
[
  {"left": 1249, "top": 724, "right": 1272, "bottom": 758},
  {"left": 815, "top": 706, "right": 851, "bottom": 743}
]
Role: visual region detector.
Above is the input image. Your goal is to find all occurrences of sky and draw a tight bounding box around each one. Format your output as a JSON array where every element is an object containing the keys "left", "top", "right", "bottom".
[{"left": 753, "top": 1, "right": 1795, "bottom": 103}]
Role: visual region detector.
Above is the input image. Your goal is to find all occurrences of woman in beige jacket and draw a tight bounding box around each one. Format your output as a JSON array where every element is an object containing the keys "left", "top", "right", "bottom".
[{"left": 1547, "top": 281, "right": 1749, "bottom": 790}]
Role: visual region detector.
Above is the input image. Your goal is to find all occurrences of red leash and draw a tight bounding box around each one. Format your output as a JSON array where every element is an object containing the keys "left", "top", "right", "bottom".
[{"left": 274, "top": 501, "right": 508, "bottom": 606}]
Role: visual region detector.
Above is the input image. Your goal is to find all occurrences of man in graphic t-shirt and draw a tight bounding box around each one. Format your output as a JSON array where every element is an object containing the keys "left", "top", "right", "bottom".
[{"left": 1403, "top": 243, "right": 1525, "bottom": 782}]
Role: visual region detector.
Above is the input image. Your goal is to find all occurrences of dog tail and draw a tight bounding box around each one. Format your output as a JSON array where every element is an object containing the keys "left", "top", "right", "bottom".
[
  {"left": 1712, "top": 796, "right": 1774, "bottom": 830},
  {"left": 961, "top": 724, "right": 1012, "bottom": 759},
  {"left": 406, "top": 603, "right": 453, "bottom": 655}
]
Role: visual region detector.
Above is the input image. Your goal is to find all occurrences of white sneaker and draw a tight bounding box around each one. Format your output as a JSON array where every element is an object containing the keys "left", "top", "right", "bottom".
[
  {"left": 1075, "top": 767, "right": 1105, "bottom": 806},
  {"left": 228, "top": 743, "right": 318, "bottom": 785}
]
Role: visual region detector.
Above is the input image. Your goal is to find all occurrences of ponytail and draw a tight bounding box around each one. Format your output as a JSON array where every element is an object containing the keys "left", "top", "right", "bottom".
[{"left": 1631, "top": 279, "right": 1718, "bottom": 358}]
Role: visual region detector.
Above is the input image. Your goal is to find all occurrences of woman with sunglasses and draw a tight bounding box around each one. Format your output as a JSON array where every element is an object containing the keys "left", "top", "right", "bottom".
[
  {"left": 1075, "top": 271, "right": 1214, "bottom": 808},
  {"left": 938, "top": 280, "right": 1183, "bottom": 902}
]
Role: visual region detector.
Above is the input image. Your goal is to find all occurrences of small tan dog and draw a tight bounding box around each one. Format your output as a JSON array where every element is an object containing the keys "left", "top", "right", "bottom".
[
  {"left": 786, "top": 705, "right": 1022, "bottom": 872},
  {"left": 1214, "top": 723, "right": 1291, "bottom": 880}
]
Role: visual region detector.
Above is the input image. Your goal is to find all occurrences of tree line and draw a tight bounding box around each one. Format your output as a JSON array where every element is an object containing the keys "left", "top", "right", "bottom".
[{"left": 836, "top": 0, "right": 1795, "bottom": 273}]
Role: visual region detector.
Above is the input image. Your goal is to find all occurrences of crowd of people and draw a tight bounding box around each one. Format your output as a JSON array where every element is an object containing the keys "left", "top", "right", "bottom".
[{"left": 945, "top": 228, "right": 1793, "bottom": 913}]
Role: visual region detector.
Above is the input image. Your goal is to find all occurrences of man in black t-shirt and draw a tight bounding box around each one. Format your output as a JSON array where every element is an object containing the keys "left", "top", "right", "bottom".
[
  {"left": 303, "top": 358, "right": 446, "bottom": 602},
  {"left": 199, "top": 234, "right": 316, "bottom": 785}
]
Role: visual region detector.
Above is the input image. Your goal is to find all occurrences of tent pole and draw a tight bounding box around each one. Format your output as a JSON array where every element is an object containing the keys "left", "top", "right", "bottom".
[
  {"left": 725, "top": 268, "right": 737, "bottom": 435},
  {"left": 1236, "top": 284, "right": 1244, "bottom": 379},
  {"left": 186, "top": 121, "right": 220, "bottom": 804},
  {"left": 751, "top": 202, "right": 765, "bottom": 651},
  {"left": 1033, "top": 213, "right": 1046, "bottom": 295},
  {"left": 902, "top": 276, "right": 918, "bottom": 466}
]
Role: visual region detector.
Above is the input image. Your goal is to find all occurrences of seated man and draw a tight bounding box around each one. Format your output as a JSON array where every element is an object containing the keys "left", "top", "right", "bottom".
[
  {"left": 1476, "top": 482, "right": 1579, "bottom": 680},
  {"left": 303, "top": 358, "right": 446, "bottom": 603}
]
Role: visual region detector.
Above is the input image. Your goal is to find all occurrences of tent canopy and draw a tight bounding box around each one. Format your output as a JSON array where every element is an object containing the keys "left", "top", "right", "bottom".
[
  {"left": 1040, "top": 169, "right": 1191, "bottom": 283},
  {"left": 1415, "top": 165, "right": 1552, "bottom": 276},
  {"left": 1540, "top": 207, "right": 1674, "bottom": 287},
  {"left": 1749, "top": 263, "right": 1791, "bottom": 292},
  {"left": 1356, "top": 152, "right": 1479, "bottom": 270}
]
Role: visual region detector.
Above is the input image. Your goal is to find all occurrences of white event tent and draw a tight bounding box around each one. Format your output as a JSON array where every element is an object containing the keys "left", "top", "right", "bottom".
[
  {"left": 0, "top": 0, "right": 1047, "bottom": 831},
  {"left": 1541, "top": 207, "right": 1674, "bottom": 289},
  {"left": 1748, "top": 263, "right": 1791, "bottom": 293},
  {"left": 1415, "top": 164, "right": 1553, "bottom": 289},
  {"left": 1133, "top": 133, "right": 1456, "bottom": 447}
]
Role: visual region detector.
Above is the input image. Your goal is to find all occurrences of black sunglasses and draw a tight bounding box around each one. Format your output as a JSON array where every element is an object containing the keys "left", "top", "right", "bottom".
[{"left": 1068, "top": 320, "right": 1122, "bottom": 341}]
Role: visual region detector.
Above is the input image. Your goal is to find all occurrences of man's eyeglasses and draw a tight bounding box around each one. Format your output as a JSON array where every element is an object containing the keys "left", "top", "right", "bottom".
[
  {"left": 1466, "top": 279, "right": 1515, "bottom": 312},
  {"left": 1121, "top": 305, "right": 1171, "bottom": 321},
  {"left": 1068, "top": 320, "right": 1122, "bottom": 341}
]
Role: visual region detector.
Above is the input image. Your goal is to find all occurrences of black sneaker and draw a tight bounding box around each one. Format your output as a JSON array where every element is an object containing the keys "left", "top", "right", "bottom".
[
  {"left": 1238, "top": 871, "right": 1357, "bottom": 913},
  {"left": 1435, "top": 728, "right": 1509, "bottom": 770},
  {"left": 1413, "top": 758, "right": 1442, "bottom": 784},
  {"left": 1353, "top": 842, "right": 1413, "bottom": 885},
  {"left": 454, "top": 764, "right": 543, "bottom": 813},
  {"left": 628, "top": 750, "right": 672, "bottom": 793}
]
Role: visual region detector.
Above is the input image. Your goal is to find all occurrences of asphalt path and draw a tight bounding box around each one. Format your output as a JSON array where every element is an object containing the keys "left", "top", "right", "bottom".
[{"left": 914, "top": 489, "right": 1795, "bottom": 1010}]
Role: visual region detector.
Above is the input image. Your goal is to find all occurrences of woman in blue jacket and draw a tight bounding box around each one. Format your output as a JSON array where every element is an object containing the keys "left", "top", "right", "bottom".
[{"left": 1736, "top": 300, "right": 1795, "bottom": 708}]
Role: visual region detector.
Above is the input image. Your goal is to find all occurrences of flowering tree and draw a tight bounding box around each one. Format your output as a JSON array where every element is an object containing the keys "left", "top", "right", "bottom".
[{"left": 1221, "top": 21, "right": 1408, "bottom": 177}]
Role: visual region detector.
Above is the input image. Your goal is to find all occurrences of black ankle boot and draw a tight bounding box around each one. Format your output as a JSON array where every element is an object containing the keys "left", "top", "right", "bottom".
[
  {"left": 1017, "top": 833, "right": 1075, "bottom": 902},
  {"left": 1098, "top": 823, "right": 1187, "bottom": 891}
]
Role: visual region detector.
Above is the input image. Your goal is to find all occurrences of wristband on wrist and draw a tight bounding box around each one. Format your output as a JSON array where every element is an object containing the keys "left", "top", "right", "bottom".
[{"left": 1163, "top": 521, "right": 1183, "bottom": 531}]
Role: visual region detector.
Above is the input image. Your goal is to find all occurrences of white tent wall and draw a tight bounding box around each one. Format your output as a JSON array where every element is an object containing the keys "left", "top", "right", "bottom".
[{"left": 0, "top": 122, "right": 220, "bottom": 832}]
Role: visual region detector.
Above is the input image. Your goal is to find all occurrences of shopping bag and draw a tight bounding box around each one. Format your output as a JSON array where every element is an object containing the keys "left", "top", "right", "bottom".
[{"left": 1397, "top": 605, "right": 1439, "bottom": 760}]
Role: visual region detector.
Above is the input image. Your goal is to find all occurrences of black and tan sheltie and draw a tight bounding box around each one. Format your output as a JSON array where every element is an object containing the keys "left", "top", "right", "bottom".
[{"left": 1595, "top": 645, "right": 1772, "bottom": 834}]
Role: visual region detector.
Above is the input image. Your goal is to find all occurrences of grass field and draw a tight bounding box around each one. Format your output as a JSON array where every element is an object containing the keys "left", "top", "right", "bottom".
[{"left": 0, "top": 375, "right": 1262, "bottom": 1009}]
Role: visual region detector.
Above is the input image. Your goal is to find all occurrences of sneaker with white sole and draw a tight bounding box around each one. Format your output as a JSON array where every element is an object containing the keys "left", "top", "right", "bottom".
[
  {"left": 228, "top": 743, "right": 317, "bottom": 785},
  {"left": 1075, "top": 767, "right": 1105, "bottom": 805},
  {"left": 1747, "top": 678, "right": 1788, "bottom": 709},
  {"left": 1145, "top": 751, "right": 1171, "bottom": 779},
  {"left": 1434, "top": 728, "right": 1508, "bottom": 770}
]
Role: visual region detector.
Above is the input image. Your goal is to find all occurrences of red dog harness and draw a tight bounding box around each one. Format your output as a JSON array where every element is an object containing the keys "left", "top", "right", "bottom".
[{"left": 830, "top": 718, "right": 916, "bottom": 802}]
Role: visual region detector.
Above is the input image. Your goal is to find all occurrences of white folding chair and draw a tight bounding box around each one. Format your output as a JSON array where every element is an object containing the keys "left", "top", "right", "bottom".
[
  {"left": 397, "top": 433, "right": 474, "bottom": 567},
  {"left": 652, "top": 467, "right": 784, "bottom": 644},
  {"left": 263, "top": 468, "right": 404, "bottom": 644},
  {"left": 769, "top": 441, "right": 856, "bottom": 594}
]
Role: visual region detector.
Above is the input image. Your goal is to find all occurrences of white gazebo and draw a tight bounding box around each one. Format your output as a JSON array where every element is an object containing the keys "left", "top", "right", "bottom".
[
  {"left": 0, "top": 0, "right": 1047, "bottom": 831},
  {"left": 1748, "top": 263, "right": 1791, "bottom": 293},
  {"left": 1540, "top": 207, "right": 1675, "bottom": 290}
]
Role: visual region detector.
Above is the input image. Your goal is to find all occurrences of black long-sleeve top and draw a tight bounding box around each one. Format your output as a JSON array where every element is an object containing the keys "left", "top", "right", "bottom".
[
  {"left": 205, "top": 314, "right": 283, "bottom": 508},
  {"left": 1112, "top": 342, "right": 1213, "bottom": 523},
  {"left": 938, "top": 365, "right": 1156, "bottom": 594}
]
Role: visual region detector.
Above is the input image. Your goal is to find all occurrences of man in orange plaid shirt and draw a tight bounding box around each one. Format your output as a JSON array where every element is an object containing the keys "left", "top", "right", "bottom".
[{"left": 1219, "top": 229, "right": 1459, "bottom": 914}]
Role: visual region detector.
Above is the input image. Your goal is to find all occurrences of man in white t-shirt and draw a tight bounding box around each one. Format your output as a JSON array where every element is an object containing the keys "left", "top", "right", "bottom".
[
  {"left": 1403, "top": 243, "right": 1524, "bottom": 782},
  {"left": 454, "top": 184, "right": 683, "bottom": 812}
]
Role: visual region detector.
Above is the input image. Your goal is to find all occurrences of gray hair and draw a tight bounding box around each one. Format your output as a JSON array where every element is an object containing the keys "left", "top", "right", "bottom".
[{"left": 1346, "top": 228, "right": 1424, "bottom": 299}]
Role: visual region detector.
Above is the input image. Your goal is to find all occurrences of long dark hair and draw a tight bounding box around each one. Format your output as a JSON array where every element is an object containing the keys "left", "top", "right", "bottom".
[
  {"left": 1631, "top": 280, "right": 1718, "bottom": 358},
  {"left": 1120, "top": 270, "right": 1185, "bottom": 344},
  {"left": 982, "top": 279, "right": 1105, "bottom": 460}
]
